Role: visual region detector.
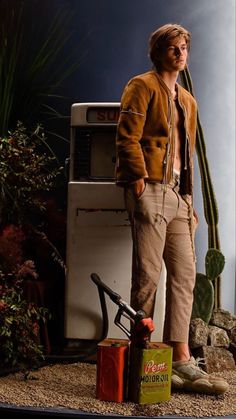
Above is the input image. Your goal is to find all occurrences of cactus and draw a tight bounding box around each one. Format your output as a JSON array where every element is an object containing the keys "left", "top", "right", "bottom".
[
  {"left": 180, "top": 67, "right": 222, "bottom": 308},
  {"left": 191, "top": 249, "right": 225, "bottom": 324},
  {"left": 205, "top": 248, "right": 225, "bottom": 280}
]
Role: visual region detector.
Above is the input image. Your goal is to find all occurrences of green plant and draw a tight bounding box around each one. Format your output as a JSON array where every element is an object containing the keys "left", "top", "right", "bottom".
[
  {"left": 0, "top": 264, "right": 50, "bottom": 374},
  {"left": 0, "top": 122, "right": 65, "bottom": 366},
  {"left": 191, "top": 249, "right": 225, "bottom": 324},
  {"left": 0, "top": 2, "right": 73, "bottom": 362},
  {"left": 0, "top": 122, "right": 62, "bottom": 226}
]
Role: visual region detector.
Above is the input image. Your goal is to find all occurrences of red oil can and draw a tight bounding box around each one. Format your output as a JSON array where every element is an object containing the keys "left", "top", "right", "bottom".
[{"left": 96, "top": 338, "right": 129, "bottom": 402}]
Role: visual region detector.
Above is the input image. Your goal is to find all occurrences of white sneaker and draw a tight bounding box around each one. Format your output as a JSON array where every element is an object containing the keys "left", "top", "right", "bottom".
[{"left": 171, "top": 357, "right": 229, "bottom": 395}]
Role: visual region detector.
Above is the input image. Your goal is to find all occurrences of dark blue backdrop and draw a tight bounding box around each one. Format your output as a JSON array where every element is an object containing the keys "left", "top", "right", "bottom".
[
  {"left": 56, "top": 0, "right": 202, "bottom": 103},
  {"left": 24, "top": 0, "right": 206, "bottom": 160}
]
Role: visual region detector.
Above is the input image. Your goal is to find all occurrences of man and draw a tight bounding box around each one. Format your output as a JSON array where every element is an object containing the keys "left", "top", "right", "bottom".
[{"left": 115, "top": 23, "right": 228, "bottom": 394}]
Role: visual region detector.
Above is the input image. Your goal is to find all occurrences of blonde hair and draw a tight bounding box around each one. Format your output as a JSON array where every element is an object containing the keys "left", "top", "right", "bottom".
[{"left": 149, "top": 23, "right": 191, "bottom": 71}]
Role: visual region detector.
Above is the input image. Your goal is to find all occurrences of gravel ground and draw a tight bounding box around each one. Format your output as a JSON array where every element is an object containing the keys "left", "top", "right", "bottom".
[{"left": 0, "top": 363, "right": 235, "bottom": 418}]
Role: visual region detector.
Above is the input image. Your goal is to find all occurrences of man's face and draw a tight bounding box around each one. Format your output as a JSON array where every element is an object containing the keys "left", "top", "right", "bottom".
[{"left": 159, "top": 36, "right": 188, "bottom": 72}]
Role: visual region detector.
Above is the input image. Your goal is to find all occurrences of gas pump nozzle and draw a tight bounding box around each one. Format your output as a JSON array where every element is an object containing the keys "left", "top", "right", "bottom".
[{"left": 91, "top": 273, "right": 154, "bottom": 347}]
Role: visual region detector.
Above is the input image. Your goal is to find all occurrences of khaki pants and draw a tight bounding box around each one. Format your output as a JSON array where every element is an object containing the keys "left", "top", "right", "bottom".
[{"left": 124, "top": 180, "right": 196, "bottom": 343}]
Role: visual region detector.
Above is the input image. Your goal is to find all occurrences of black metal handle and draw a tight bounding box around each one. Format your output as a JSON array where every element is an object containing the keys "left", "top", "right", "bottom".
[{"left": 91, "top": 273, "right": 121, "bottom": 304}]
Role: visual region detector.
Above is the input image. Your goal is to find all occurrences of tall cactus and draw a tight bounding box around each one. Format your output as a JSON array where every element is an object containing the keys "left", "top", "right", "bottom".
[{"left": 180, "top": 67, "right": 222, "bottom": 308}]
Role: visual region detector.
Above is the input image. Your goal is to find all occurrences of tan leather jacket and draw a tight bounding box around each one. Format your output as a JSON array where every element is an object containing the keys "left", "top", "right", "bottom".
[{"left": 115, "top": 70, "right": 197, "bottom": 196}]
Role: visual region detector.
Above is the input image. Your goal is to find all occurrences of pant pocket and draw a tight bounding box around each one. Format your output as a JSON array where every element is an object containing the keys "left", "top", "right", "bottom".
[{"left": 136, "top": 182, "right": 148, "bottom": 200}]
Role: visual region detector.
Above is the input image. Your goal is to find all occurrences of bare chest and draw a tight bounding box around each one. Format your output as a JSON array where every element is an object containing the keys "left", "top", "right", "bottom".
[{"left": 173, "top": 99, "right": 185, "bottom": 171}]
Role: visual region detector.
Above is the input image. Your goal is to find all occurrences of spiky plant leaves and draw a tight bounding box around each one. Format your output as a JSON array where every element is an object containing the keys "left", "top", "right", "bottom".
[
  {"left": 205, "top": 249, "right": 225, "bottom": 280},
  {"left": 192, "top": 273, "right": 215, "bottom": 324},
  {"left": 0, "top": 1, "right": 84, "bottom": 137}
]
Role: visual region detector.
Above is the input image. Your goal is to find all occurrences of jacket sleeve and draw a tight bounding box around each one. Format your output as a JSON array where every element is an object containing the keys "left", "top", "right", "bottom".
[{"left": 115, "top": 77, "right": 151, "bottom": 184}]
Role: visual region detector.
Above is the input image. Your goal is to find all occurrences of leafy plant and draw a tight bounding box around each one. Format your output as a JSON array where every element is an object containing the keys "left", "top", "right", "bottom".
[
  {"left": 0, "top": 121, "right": 66, "bottom": 370},
  {"left": 0, "top": 264, "right": 50, "bottom": 374},
  {"left": 0, "top": 1, "right": 73, "bottom": 368},
  {"left": 0, "top": 122, "right": 63, "bottom": 226},
  {"left": 0, "top": 224, "right": 52, "bottom": 374}
]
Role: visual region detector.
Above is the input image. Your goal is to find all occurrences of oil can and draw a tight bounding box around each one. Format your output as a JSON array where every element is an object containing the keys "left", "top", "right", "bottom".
[
  {"left": 128, "top": 342, "right": 172, "bottom": 404},
  {"left": 96, "top": 338, "right": 129, "bottom": 402}
]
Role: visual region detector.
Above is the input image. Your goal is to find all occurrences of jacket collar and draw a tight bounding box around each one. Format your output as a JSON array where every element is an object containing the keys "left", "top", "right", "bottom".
[{"left": 151, "top": 70, "right": 185, "bottom": 101}]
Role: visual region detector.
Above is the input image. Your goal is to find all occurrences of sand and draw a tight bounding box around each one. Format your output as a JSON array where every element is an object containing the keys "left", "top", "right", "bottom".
[{"left": 0, "top": 363, "right": 235, "bottom": 418}]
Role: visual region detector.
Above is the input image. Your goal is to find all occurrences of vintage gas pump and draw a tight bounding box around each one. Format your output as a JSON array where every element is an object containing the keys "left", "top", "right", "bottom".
[{"left": 64, "top": 102, "right": 166, "bottom": 343}]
